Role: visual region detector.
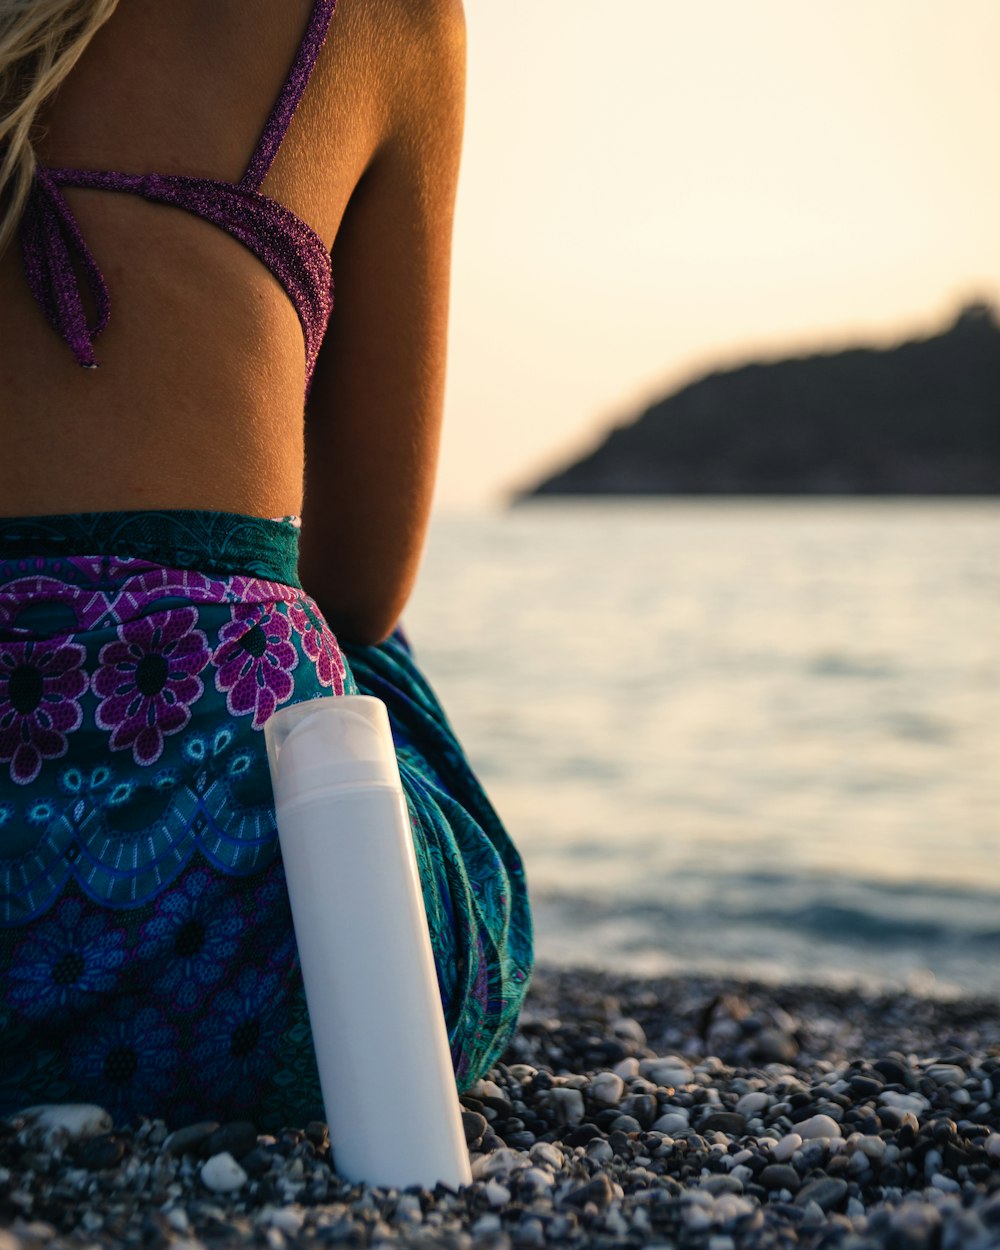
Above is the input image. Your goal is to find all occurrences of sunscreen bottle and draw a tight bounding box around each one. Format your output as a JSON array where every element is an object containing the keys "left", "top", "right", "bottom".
[{"left": 264, "top": 695, "right": 472, "bottom": 1191}]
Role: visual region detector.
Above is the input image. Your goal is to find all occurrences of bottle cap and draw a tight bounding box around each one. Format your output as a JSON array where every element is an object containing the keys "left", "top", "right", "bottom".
[{"left": 264, "top": 696, "right": 402, "bottom": 806}]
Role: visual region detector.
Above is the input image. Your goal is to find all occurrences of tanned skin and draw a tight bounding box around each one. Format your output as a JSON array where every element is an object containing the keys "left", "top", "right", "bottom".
[{"left": 0, "top": 0, "right": 466, "bottom": 644}]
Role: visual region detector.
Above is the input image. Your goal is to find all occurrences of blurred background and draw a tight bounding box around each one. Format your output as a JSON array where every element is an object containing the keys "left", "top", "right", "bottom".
[{"left": 407, "top": 0, "right": 1000, "bottom": 995}]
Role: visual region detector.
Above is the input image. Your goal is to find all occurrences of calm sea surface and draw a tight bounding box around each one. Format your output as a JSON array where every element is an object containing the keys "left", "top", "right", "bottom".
[{"left": 405, "top": 501, "right": 999, "bottom": 996}]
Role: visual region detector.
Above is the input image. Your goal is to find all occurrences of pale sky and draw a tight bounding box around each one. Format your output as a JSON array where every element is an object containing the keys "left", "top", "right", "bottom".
[{"left": 437, "top": 0, "right": 1000, "bottom": 508}]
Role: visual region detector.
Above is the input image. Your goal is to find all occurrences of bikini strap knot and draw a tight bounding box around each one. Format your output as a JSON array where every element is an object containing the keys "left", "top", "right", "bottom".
[{"left": 19, "top": 167, "right": 110, "bottom": 369}]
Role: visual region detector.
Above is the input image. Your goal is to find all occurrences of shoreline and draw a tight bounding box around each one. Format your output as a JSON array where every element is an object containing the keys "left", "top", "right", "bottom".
[{"left": 4, "top": 963, "right": 1000, "bottom": 1248}]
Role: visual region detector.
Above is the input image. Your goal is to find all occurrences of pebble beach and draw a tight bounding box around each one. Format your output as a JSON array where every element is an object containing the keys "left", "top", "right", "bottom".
[{"left": 5, "top": 965, "right": 1000, "bottom": 1250}]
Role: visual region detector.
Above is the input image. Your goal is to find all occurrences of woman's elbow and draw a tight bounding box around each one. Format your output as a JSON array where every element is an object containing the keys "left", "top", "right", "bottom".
[{"left": 314, "top": 592, "right": 409, "bottom": 648}]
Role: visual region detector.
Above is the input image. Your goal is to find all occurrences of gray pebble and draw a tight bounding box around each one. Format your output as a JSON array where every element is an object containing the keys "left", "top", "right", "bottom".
[
  {"left": 760, "top": 1163, "right": 801, "bottom": 1192},
  {"left": 796, "top": 1175, "right": 848, "bottom": 1211},
  {"left": 206, "top": 1120, "right": 258, "bottom": 1161},
  {"left": 163, "top": 1121, "right": 220, "bottom": 1156}
]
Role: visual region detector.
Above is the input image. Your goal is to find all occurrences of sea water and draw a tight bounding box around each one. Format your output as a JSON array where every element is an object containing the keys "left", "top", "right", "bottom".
[{"left": 406, "top": 500, "right": 1000, "bottom": 997}]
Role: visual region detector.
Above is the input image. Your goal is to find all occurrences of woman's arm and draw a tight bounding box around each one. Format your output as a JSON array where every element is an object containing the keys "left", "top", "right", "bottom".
[{"left": 299, "top": 0, "right": 466, "bottom": 645}]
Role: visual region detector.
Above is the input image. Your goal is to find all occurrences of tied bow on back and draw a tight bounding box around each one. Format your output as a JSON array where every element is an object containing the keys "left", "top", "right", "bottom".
[{"left": 19, "top": 166, "right": 109, "bottom": 369}]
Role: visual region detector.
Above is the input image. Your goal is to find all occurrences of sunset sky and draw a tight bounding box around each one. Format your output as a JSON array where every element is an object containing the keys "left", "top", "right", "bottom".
[{"left": 437, "top": 0, "right": 1000, "bottom": 508}]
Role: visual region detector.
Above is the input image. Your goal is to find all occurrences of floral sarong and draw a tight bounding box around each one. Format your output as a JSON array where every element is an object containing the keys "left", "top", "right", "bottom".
[{"left": 0, "top": 511, "right": 532, "bottom": 1128}]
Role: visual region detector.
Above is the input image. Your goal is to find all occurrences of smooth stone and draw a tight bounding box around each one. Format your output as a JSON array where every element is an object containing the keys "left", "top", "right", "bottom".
[
  {"left": 200, "top": 1152, "right": 247, "bottom": 1194},
  {"left": 260, "top": 1207, "right": 306, "bottom": 1236},
  {"left": 610, "top": 1114, "right": 642, "bottom": 1134},
  {"left": 484, "top": 1179, "right": 511, "bottom": 1207},
  {"left": 562, "top": 1123, "right": 604, "bottom": 1148},
  {"left": 760, "top": 1164, "right": 801, "bottom": 1193},
  {"left": 652, "top": 1112, "right": 690, "bottom": 1136},
  {"left": 585, "top": 1139, "right": 614, "bottom": 1164},
  {"left": 18, "top": 1104, "right": 113, "bottom": 1145},
  {"left": 75, "top": 1134, "right": 125, "bottom": 1171},
  {"left": 541, "top": 1087, "right": 585, "bottom": 1126},
  {"left": 471, "top": 1148, "right": 530, "bottom": 1179},
  {"left": 613, "top": 1057, "right": 640, "bottom": 1080},
  {"left": 462, "top": 1111, "right": 488, "bottom": 1145},
  {"left": 529, "top": 1141, "right": 564, "bottom": 1170},
  {"left": 640, "top": 1058, "right": 694, "bottom": 1087},
  {"left": 849, "top": 1075, "right": 884, "bottom": 1098},
  {"left": 796, "top": 1114, "right": 842, "bottom": 1140},
  {"left": 873, "top": 1057, "right": 910, "bottom": 1086},
  {"left": 562, "top": 1173, "right": 614, "bottom": 1208},
  {"left": 925, "top": 1064, "right": 966, "bottom": 1086},
  {"left": 750, "top": 1030, "right": 798, "bottom": 1064},
  {"left": 736, "top": 1091, "right": 770, "bottom": 1117},
  {"left": 986, "top": 1134, "right": 1000, "bottom": 1159},
  {"left": 520, "top": 1167, "right": 554, "bottom": 1191},
  {"left": 163, "top": 1122, "right": 220, "bottom": 1156},
  {"left": 590, "top": 1072, "right": 625, "bottom": 1106},
  {"left": 880, "top": 1090, "right": 928, "bottom": 1115},
  {"left": 620, "top": 1094, "right": 657, "bottom": 1126},
  {"left": 241, "top": 1147, "right": 274, "bottom": 1178},
  {"left": 856, "top": 1134, "right": 886, "bottom": 1159},
  {"left": 206, "top": 1121, "right": 258, "bottom": 1161},
  {"left": 469, "top": 1079, "right": 505, "bottom": 1102},
  {"left": 610, "top": 1017, "right": 647, "bottom": 1046},
  {"left": 699, "top": 1112, "right": 746, "bottom": 1135},
  {"left": 772, "top": 1132, "right": 803, "bottom": 1161},
  {"left": 796, "top": 1176, "right": 848, "bottom": 1211},
  {"left": 701, "top": 1174, "right": 744, "bottom": 1196}
]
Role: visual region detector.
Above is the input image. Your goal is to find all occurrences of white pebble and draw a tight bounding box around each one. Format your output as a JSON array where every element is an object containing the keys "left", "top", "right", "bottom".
[
  {"left": 484, "top": 1179, "right": 511, "bottom": 1207},
  {"left": 772, "top": 1132, "right": 803, "bottom": 1161},
  {"left": 166, "top": 1209, "right": 190, "bottom": 1234},
  {"left": 879, "top": 1090, "right": 928, "bottom": 1115},
  {"left": 925, "top": 1064, "right": 965, "bottom": 1086},
  {"left": 736, "top": 1091, "right": 770, "bottom": 1116},
  {"left": 796, "top": 1114, "right": 842, "bottom": 1140},
  {"left": 858, "top": 1134, "right": 886, "bottom": 1159},
  {"left": 474, "top": 1214, "right": 502, "bottom": 1235},
  {"left": 471, "top": 1148, "right": 530, "bottom": 1180},
  {"left": 469, "top": 1078, "right": 505, "bottom": 1101},
  {"left": 529, "top": 1141, "right": 564, "bottom": 1170},
  {"left": 641, "top": 1057, "right": 694, "bottom": 1087},
  {"left": 591, "top": 1072, "right": 625, "bottom": 1106},
  {"left": 541, "top": 1086, "right": 585, "bottom": 1125},
  {"left": 930, "top": 1173, "right": 961, "bottom": 1193},
  {"left": 613, "top": 1057, "right": 640, "bottom": 1080},
  {"left": 986, "top": 1134, "right": 1000, "bottom": 1159},
  {"left": 200, "top": 1152, "right": 247, "bottom": 1193},
  {"left": 611, "top": 1016, "right": 647, "bottom": 1045},
  {"left": 521, "top": 1167, "right": 554, "bottom": 1190},
  {"left": 18, "top": 1104, "right": 113, "bottom": 1146},
  {"left": 653, "top": 1112, "right": 690, "bottom": 1135},
  {"left": 264, "top": 1208, "right": 306, "bottom": 1236}
]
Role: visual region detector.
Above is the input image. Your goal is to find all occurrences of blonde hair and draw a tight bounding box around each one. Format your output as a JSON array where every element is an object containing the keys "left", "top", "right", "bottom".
[{"left": 0, "top": 0, "right": 119, "bottom": 254}]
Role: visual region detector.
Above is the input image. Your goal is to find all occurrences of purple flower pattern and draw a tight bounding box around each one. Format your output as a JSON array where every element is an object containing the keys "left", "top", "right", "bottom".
[
  {"left": 94, "top": 608, "right": 210, "bottom": 766},
  {"left": 0, "top": 575, "right": 109, "bottom": 634},
  {"left": 0, "top": 639, "right": 87, "bottom": 784},
  {"left": 213, "top": 605, "right": 298, "bottom": 729},
  {"left": 287, "top": 596, "right": 346, "bottom": 693}
]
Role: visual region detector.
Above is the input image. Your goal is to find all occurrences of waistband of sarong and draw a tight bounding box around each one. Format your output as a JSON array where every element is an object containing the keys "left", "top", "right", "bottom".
[{"left": 0, "top": 510, "right": 301, "bottom": 587}]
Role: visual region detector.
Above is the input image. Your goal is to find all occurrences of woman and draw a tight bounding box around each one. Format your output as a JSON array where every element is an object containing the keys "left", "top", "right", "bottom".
[{"left": 0, "top": 0, "right": 532, "bottom": 1128}]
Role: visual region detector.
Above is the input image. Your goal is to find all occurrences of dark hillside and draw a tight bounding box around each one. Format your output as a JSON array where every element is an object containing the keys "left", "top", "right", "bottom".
[{"left": 521, "top": 303, "right": 1000, "bottom": 496}]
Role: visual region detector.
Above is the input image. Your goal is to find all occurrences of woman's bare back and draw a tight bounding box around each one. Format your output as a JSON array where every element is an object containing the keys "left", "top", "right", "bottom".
[{"left": 0, "top": 0, "right": 465, "bottom": 642}]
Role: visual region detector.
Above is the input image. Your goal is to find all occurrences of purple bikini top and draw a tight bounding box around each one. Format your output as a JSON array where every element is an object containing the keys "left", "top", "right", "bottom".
[{"left": 17, "top": 0, "right": 336, "bottom": 395}]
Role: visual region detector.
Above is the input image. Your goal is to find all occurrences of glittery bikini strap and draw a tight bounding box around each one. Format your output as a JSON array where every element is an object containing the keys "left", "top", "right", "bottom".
[
  {"left": 14, "top": 0, "right": 338, "bottom": 387},
  {"left": 240, "top": 0, "right": 338, "bottom": 193}
]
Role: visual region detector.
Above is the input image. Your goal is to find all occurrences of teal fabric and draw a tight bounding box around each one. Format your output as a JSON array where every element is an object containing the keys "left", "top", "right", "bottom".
[{"left": 0, "top": 511, "right": 532, "bottom": 1127}]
